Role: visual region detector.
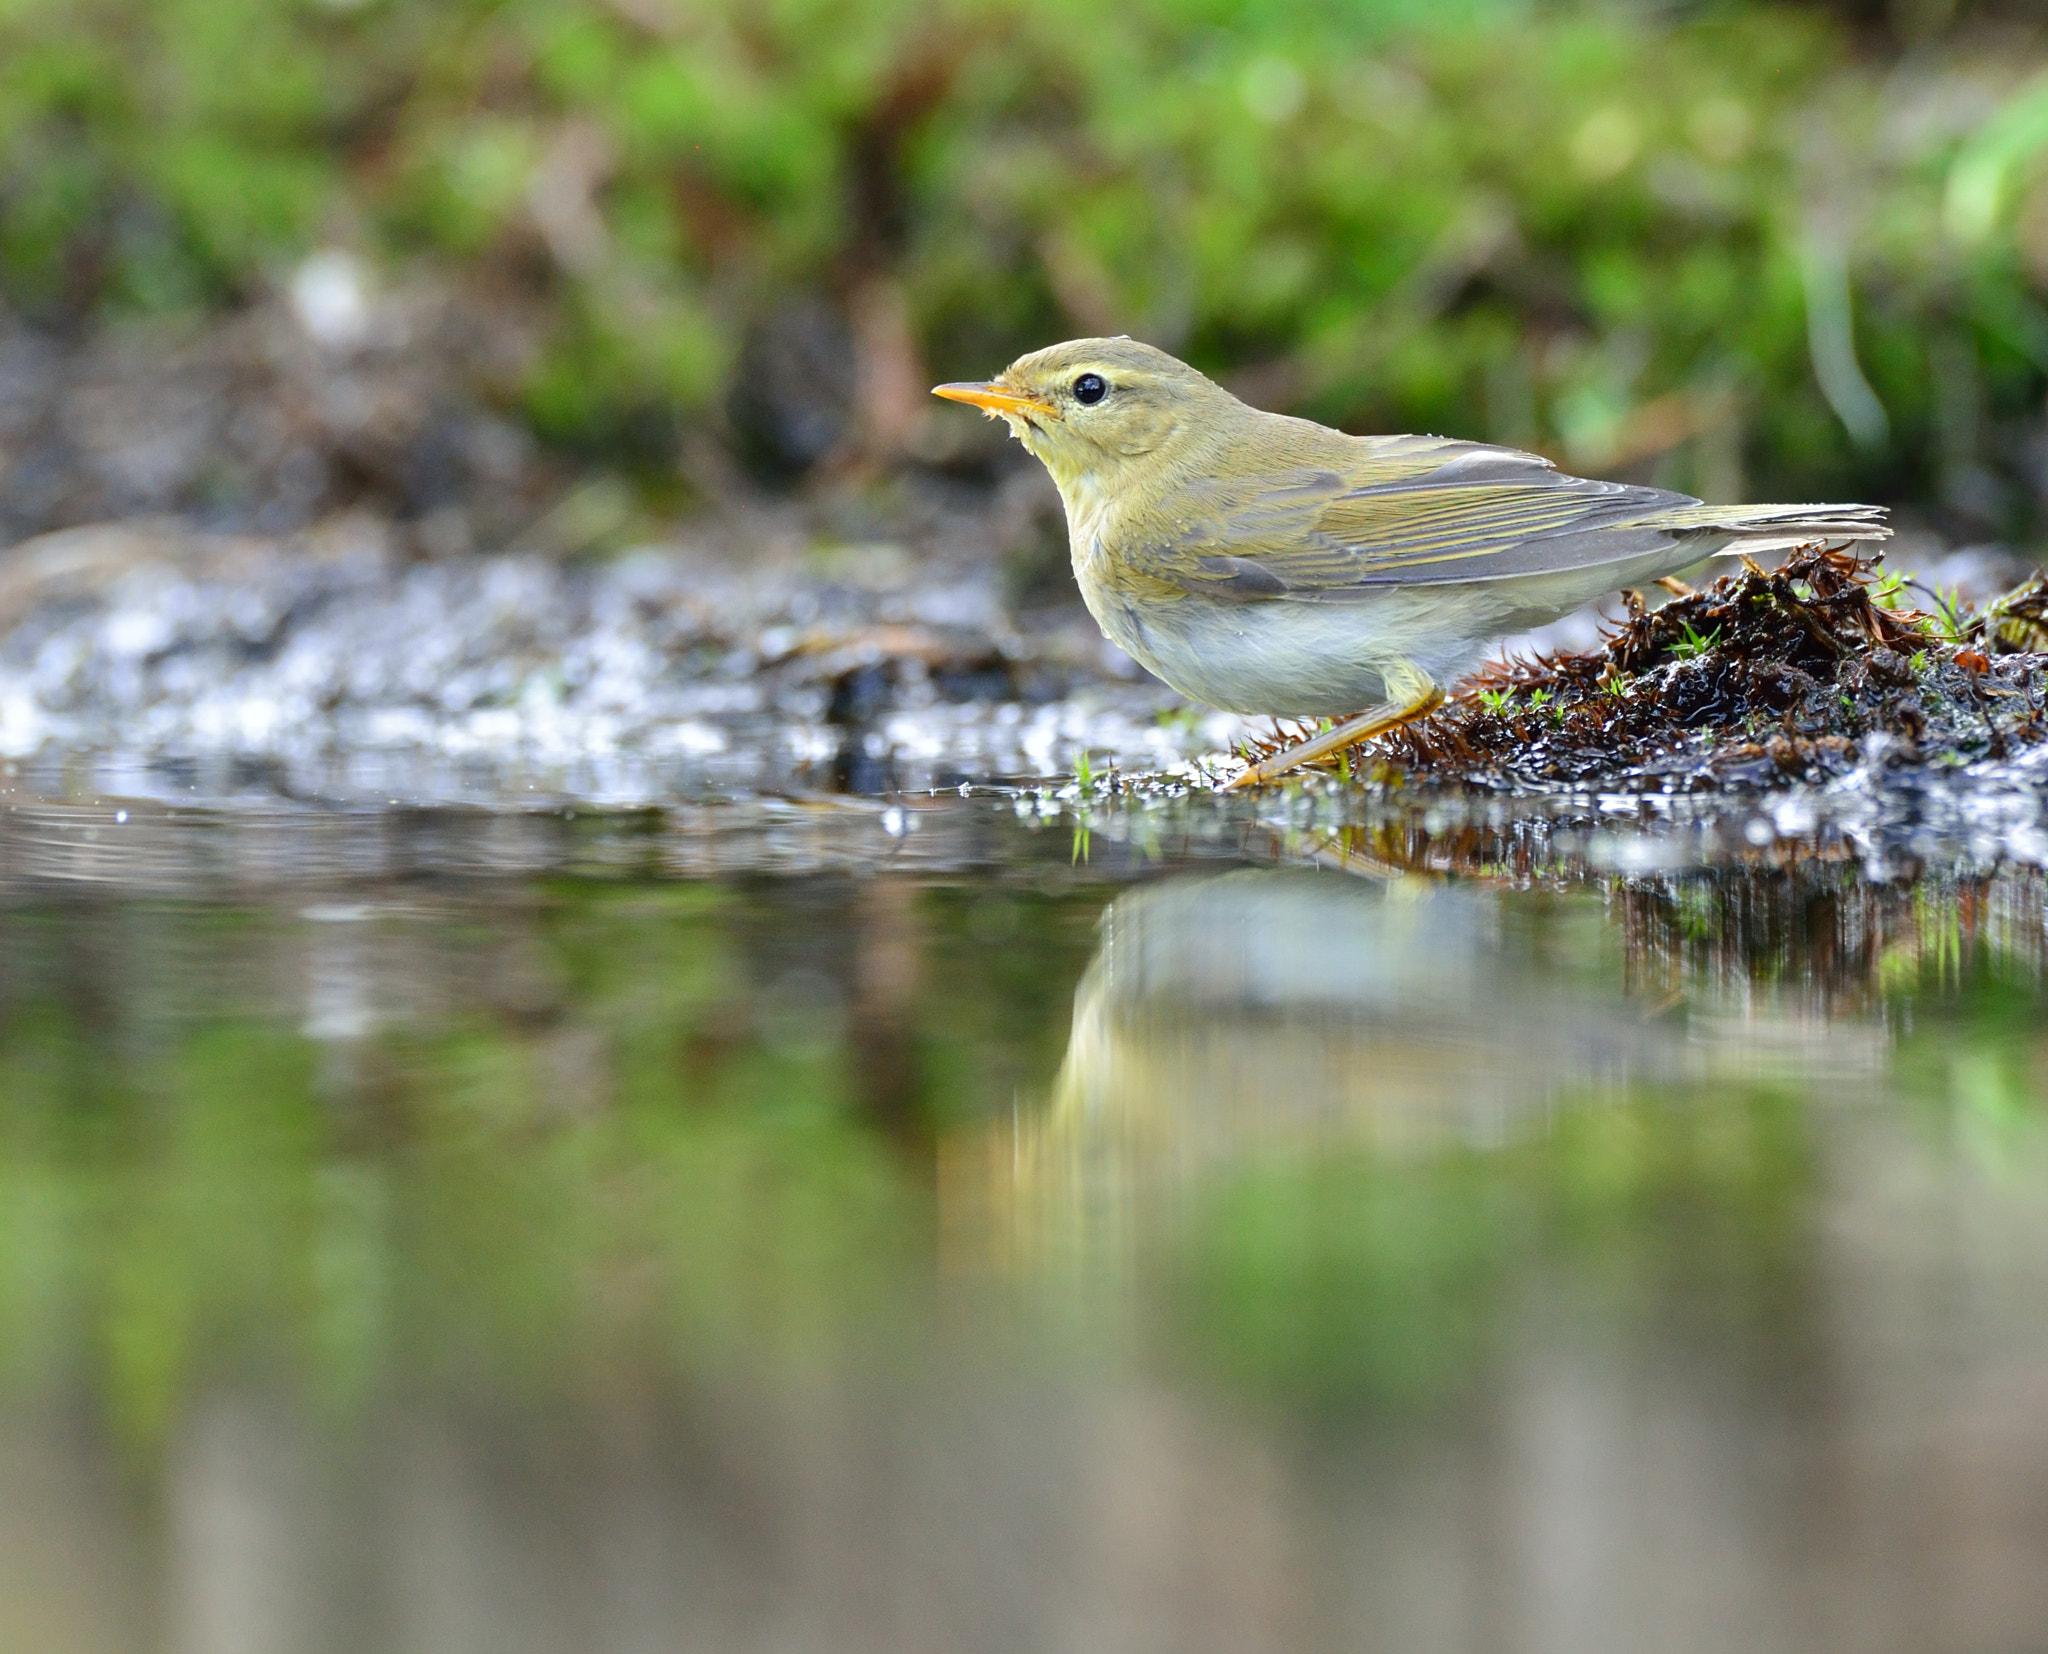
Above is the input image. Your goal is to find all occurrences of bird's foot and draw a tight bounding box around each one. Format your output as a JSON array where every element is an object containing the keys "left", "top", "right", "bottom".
[{"left": 1222, "top": 685, "right": 1445, "bottom": 790}]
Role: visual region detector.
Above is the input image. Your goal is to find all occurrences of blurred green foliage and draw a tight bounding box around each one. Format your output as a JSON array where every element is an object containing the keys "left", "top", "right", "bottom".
[
  {"left": 0, "top": 873, "right": 1115, "bottom": 1438},
  {"left": 1172, "top": 1084, "right": 1817, "bottom": 1411},
  {"left": 0, "top": 864, "right": 2038, "bottom": 1440},
  {"left": 7, "top": 1, "right": 2048, "bottom": 518},
  {"left": 0, "top": 878, "right": 1428, "bottom": 1423}
]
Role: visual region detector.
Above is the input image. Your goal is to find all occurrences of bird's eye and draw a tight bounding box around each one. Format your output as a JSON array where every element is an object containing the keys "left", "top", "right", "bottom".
[{"left": 1073, "top": 373, "right": 1108, "bottom": 405}]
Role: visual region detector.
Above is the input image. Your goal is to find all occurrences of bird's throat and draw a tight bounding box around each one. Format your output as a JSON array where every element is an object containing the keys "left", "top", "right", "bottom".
[{"left": 1054, "top": 470, "right": 1116, "bottom": 578}]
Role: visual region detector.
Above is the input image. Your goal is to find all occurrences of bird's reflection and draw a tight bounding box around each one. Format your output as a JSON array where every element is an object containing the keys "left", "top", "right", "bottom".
[
  {"left": 1047, "top": 871, "right": 1650, "bottom": 1163},
  {"left": 1022, "top": 868, "right": 1889, "bottom": 1195}
]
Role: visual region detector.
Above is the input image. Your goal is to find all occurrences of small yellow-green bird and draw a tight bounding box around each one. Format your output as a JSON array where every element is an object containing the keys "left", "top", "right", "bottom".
[{"left": 934, "top": 338, "right": 1887, "bottom": 787}]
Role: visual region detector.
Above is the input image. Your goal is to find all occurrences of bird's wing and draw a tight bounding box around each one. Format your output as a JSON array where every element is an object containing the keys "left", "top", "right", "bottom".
[{"left": 1124, "top": 440, "right": 1706, "bottom": 598}]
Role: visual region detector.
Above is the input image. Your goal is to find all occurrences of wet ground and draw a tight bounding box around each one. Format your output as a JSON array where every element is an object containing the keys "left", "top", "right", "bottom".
[
  {"left": 0, "top": 516, "right": 1232, "bottom": 805},
  {"left": 0, "top": 777, "right": 2047, "bottom": 1654}
]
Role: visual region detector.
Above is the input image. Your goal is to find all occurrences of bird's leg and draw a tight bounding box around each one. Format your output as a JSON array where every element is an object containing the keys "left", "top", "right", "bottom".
[{"left": 1223, "top": 662, "right": 1444, "bottom": 790}]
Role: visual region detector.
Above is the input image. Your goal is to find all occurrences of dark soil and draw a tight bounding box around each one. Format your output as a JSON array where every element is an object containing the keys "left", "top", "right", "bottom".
[{"left": 1253, "top": 547, "right": 2048, "bottom": 792}]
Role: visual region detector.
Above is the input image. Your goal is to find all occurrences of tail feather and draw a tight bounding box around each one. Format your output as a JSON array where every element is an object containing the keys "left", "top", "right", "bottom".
[{"left": 1629, "top": 501, "right": 1889, "bottom": 544}]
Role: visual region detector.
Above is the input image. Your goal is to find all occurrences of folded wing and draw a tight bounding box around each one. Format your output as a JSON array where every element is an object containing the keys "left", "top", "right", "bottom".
[{"left": 1129, "top": 439, "right": 1886, "bottom": 598}]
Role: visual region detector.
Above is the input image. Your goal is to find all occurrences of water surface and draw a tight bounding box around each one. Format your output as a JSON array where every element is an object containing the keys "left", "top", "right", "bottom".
[{"left": 0, "top": 792, "right": 2044, "bottom": 1654}]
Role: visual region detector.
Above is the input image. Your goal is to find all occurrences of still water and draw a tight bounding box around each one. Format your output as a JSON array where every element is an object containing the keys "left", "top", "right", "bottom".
[{"left": 0, "top": 790, "right": 2045, "bottom": 1654}]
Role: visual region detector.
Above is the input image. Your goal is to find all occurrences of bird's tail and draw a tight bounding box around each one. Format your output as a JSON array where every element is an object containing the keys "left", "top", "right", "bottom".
[{"left": 1628, "top": 501, "right": 1889, "bottom": 554}]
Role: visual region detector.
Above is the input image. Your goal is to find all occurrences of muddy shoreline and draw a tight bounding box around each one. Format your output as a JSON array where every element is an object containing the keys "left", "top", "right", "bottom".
[{"left": 0, "top": 503, "right": 2044, "bottom": 883}]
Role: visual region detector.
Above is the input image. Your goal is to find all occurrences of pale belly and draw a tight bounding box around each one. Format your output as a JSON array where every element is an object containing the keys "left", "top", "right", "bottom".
[{"left": 1077, "top": 546, "right": 1713, "bottom": 717}]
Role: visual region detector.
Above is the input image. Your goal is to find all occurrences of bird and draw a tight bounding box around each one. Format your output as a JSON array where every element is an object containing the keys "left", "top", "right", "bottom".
[{"left": 933, "top": 337, "right": 1887, "bottom": 787}]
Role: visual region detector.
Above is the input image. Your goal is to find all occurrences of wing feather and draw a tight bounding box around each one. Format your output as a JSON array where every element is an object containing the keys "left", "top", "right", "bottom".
[{"left": 1127, "top": 440, "right": 1703, "bottom": 598}]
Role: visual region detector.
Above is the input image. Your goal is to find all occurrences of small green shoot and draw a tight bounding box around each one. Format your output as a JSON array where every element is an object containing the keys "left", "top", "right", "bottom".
[
  {"left": 1918, "top": 584, "right": 1970, "bottom": 643},
  {"left": 1074, "top": 749, "right": 1094, "bottom": 788},
  {"left": 1668, "top": 619, "right": 1722, "bottom": 659},
  {"left": 1910, "top": 650, "right": 1927, "bottom": 673},
  {"left": 1477, "top": 687, "right": 1514, "bottom": 715},
  {"left": 1870, "top": 570, "right": 1909, "bottom": 609}
]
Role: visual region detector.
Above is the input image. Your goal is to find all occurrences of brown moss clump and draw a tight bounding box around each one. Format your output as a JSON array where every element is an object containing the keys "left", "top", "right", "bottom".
[{"left": 1257, "top": 546, "right": 2048, "bottom": 792}]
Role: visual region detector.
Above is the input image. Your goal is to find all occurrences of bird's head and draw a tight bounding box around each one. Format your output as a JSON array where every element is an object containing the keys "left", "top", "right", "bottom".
[{"left": 933, "top": 337, "right": 1232, "bottom": 495}]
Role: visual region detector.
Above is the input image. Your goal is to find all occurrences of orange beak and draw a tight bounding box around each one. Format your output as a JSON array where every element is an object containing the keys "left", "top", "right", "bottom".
[{"left": 931, "top": 380, "right": 1057, "bottom": 418}]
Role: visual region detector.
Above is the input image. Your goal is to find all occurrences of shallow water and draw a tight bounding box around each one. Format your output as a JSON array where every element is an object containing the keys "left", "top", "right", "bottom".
[{"left": 0, "top": 788, "right": 2046, "bottom": 1653}]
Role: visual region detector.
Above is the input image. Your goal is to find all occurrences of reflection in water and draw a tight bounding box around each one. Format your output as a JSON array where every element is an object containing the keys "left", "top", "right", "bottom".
[
  {"left": 1045, "top": 870, "right": 1876, "bottom": 1158},
  {"left": 979, "top": 861, "right": 2048, "bottom": 1651},
  {"left": 1005, "top": 869, "right": 1892, "bottom": 1305},
  {"left": 0, "top": 818, "right": 2045, "bottom": 1650}
]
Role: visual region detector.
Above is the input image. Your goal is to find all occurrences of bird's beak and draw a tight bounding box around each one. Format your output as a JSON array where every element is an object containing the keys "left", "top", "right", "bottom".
[{"left": 931, "top": 381, "right": 1058, "bottom": 418}]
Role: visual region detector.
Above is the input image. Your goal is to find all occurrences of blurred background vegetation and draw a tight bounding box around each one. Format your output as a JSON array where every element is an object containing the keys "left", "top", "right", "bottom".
[
  {"left": 0, "top": 855, "right": 2026, "bottom": 1434},
  {"left": 7, "top": 0, "right": 2048, "bottom": 542}
]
